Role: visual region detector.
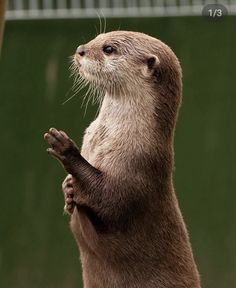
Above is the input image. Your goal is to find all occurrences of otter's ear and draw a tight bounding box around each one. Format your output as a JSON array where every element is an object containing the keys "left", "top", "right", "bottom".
[
  {"left": 142, "top": 55, "right": 160, "bottom": 77},
  {"left": 147, "top": 55, "right": 160, "bottom": 70}
]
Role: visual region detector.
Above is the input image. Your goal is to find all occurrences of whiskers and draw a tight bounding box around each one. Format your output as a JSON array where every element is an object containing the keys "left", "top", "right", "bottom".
[
  {"left": 94, "top": 10, "right": 107, "bottom": 36},
  {"left": 63, "top": 59, "right": 105, "bottom": 118}
]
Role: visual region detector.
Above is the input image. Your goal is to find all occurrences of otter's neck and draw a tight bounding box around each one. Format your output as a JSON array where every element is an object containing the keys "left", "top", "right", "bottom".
[
  {"left": 98, "top": 91, "right": 156, "bottom": 124},
  {"left": 96, "top": 92, "right": 175, "bottom": 180}
]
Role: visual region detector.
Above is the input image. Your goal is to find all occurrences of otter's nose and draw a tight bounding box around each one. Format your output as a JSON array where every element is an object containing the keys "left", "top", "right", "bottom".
[{"left": 76, "top": 45, "right": 86, "bottom": 56}]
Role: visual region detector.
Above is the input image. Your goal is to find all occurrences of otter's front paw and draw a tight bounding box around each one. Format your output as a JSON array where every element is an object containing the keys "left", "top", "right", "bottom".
[
  {"left": 44, "top": 128, "right": 80, "bottom": 170},
  {"left": 62, "top": 174, "right": 76, "bottom": 215}
]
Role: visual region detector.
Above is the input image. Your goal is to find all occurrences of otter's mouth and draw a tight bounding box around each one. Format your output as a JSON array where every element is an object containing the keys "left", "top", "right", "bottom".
[
  {"left": 72, "top": 56, "right": 112, "bottom": 94},
  {"left": 74, "top": 56, "right": 97, "bottom": 79}
]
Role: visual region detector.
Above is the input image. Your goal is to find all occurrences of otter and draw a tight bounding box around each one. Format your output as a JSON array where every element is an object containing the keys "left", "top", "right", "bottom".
[{"left": 44, "top": 31, "right": 201, "bottom": 288}]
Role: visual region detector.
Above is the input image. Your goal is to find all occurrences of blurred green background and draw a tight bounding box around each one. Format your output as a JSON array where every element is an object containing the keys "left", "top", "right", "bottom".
[{"left": 0, "top": 16, "right": 235, "bottom": 288}]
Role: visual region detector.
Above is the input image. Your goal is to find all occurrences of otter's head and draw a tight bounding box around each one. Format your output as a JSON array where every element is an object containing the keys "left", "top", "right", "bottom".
[
  {"left": 73, "top": 31, "right": 181, "bottom": 98},
  {"left": 73, "top": 31, "right": 182, "bottom": 135}
]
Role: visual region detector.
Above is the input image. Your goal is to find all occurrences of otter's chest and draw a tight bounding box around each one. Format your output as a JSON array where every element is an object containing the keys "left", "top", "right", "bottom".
[
  {"left": 80, "top": 106, "right": 155, "bottom": 170},
  {"left": 80, "top": 119, "right": 110, "bottom": 164},
  {"left": 80, "top": 117, "right": 134, "bottom": 169}
]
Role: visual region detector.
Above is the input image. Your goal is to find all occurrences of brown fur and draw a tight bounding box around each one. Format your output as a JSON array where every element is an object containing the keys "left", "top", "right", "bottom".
[{"left": 45, "top": 31, "right": 201, "bottom": 288}]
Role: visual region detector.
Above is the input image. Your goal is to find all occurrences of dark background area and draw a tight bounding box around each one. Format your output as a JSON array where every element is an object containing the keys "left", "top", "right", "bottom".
[{"left": 0, "top": 16, "right": 235, "bottom": 287}]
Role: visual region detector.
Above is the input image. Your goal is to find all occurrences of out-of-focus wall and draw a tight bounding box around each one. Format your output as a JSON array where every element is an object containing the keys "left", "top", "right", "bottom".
[{"left": 0, "top": 17, "right": 235, "bottom": 288}]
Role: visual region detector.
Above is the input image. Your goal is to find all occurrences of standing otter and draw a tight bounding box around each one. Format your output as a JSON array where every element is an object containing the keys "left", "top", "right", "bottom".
[{"left": 44, "top": 31, "right": 201, "bottom": 288}]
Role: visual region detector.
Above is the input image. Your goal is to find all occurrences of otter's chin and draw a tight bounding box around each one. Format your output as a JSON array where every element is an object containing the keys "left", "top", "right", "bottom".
[
  {"left": 79, "top": 70, "right": 95, "bottom": 82},
  {"left": 80, "top": 71, "right": 105, "bottom": 90}
]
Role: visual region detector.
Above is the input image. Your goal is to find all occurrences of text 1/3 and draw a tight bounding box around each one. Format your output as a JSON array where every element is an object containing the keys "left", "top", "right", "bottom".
[
  {"left": 208, "top": 9, "right": 223, "bottom": 17},
  {"left": 202, "top": 4, "right": 228, "bottom": 18}
]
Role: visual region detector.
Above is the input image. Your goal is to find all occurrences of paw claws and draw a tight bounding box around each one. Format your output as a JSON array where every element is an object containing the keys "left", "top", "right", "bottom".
[
  {"left": 44, "top": 128, "right": 80, "bottom": 175},
  {"left": 49, "top": 127, "right": 56, "bottom": 133},
  {"left": 44, "top": 133, "right": 48, "bottom": 139},
  {"left": 64, "top": 203, "right": 75, "bottom": 215},
  {"left": 65, "top": 197, "right": 74, "bottom": 204},
  {"left": 47, "top": 148, "right": 65, "bottom": 163}
]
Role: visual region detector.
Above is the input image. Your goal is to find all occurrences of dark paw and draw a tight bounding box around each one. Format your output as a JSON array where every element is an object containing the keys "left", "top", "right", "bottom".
[{"left": 44, "top": 128, "right": 80, "bottom": 169}]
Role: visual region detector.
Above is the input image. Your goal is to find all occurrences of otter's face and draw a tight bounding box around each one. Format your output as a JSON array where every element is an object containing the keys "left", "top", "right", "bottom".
[{"left": 73, "top": 31, "right": 161, "bottom": 95}]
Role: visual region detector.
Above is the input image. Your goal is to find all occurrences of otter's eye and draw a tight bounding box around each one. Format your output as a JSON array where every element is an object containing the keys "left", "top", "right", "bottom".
[{"left": 103, "top": 45, "right": 115, "bottom": 55}]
